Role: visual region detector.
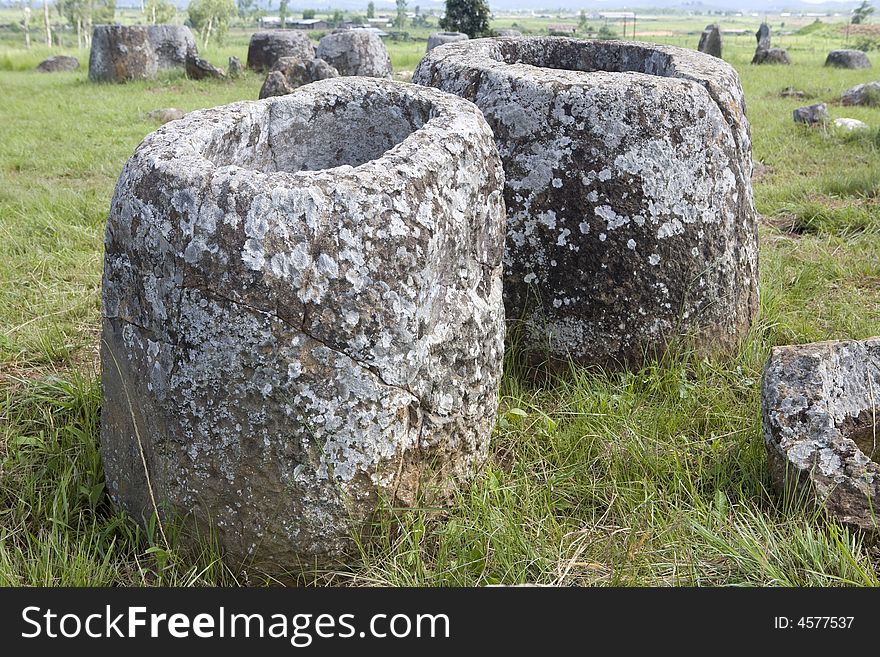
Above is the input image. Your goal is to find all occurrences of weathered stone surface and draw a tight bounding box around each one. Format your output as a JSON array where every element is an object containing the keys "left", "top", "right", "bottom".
[
  {"left": 833, "top": 117, "right": 869, "bottom": 132},
  {"left": 793, "top": 103, "right": 829, "bottom": 126},
  {"left": 185, "top": 51, "right": 225, "bottom": 80},
  {"left": 825, "top": 49, "right": 871, "bottom": 69},
  {"left": 228, "top": 55, "right": 243, "bottom": 78},
  {"left": 496, "top": 29, "right": 522, "bottom": 37},
  {"left": 36, "top": 55, "right": 80, "bottom": 72},
  {"left": 414, "top": 37, "right": 759, "bottom": 368},
  {"left": 427, "top": 31, "right": 469, "bottom": 51},
  {"left": 762, "top": 338, "right": 880, "bottom": 534},
  {"left": 246, "top": 30, "right": 316, "bottom": 71},
  {"left": 752, "top": 47, "right": 790, "bottom": 65},
  {"left": 89, "top": 24, "right": 159, "bottom": 82},
  {"left": 146, "top": 24, "right": 196, "bottom": 70},
  {"left": 259, "top": 56, "right": 339, "bottom": 98},
  {"left": 756, "top": 23, "right": 771, "bottom": 50},
  {"left": 100, "top": 77, "right": 506, "bottom": 569},
  {"left": 145, "top": 107, "right": 186, "bottom": 124},
  {"left": 697, "top": 24, "right": 722, "bottom": 58},
  {"left": 841, "top": 81, "right": 880, "bottom": 106},
  {"left": 780, "top": 86, "right": 810, "bottom": 99},
  {"left": 316, "top": 31, "right": 392, "bottom": 78}
]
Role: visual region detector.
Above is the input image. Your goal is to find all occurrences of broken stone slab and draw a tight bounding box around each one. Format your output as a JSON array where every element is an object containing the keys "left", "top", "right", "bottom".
[
  {"left": 36, "top": 55, "right": 79, "bottom": 72},
  {"left": 246, "top": 30, "right": 316, "bottom": 71},
  {"left": 756, "top": 23, "right": 771, "bottom": 50},
  {"left": 100, "top": 77, "right": 506, "bottom": 570},
  {"left": 762, "top": 338, "right": 880, "bottom": 534},
  {"left": 259, "top": 56, "right": 339, "bottom": 98},
  {"left": 316, "top": 31, "right": 392, "bottom": 78},
  {"left": 495, "top": 29, "right": 522, "bottom": 37},
  {"left": 145, "top": 107, "right": 186, "bottom": 124},
  {"left": 185, "top": 51, "right": 225, "bottom": 80},
  {"left": 427, "top": 31, "right": 469, "bottom": 51},
  {"left": 89, "top": 24, "right": 159, "bottom": 82},
  {"left": 414, "top": 37, "right": 759, "bottom": 369},
  {"left": 146, "top": 24, "right": 196, "bottom": 70},
  {"left": 752, "top": 47, "right": 790, "bottom": 65},
  {"left": 825, "top": 49, "right": 871, "bottom": 70},
  {"left": 697, "top": 24, "right": 722, "bottom": 59},
  {"left": 833, "top": 117, "right": 869, "bottom": 132},
  {"left": 841, "top": 81, "right": 880, "bottom": 106},
  {"left": 793, "top": 103, "right": 829, "bottom": 126}
]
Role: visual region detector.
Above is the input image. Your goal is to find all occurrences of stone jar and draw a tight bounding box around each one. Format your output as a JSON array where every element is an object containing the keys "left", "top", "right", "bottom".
[
  {"left": 316, "top": 31, "right": 393, "bottom": 78},
  {"left": 246, "top": 30, "right": 316, "bottom": 71},
  {"left": 89, "top": 24, "right": 159, "bottom": 82},
  {"left": 146, "top": 24, "right": 196, "bottom": 70},
  {"left": 414, "top": 37, "right": 759, "bottom": 369},
  {"left": 100, "top": 78, "right": 506, "bottom": 571},
  {"left": 427, "top": 31, "right": 469, "bottom": 51}
]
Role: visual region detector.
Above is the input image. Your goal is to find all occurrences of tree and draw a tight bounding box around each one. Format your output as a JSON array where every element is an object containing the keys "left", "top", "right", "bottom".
[
  {"left": 236, "top": 0, "right": 255, "bottom": 18},
  {"left": 394, "top": 0, "right": 406, "bottom": 29},
  {"left": 145, "top": 0, "right": 176, "bottom": 24},
  {"left": 279, "top": 0, "right": 288, "bottom": 26},
  {"left": 20, "top": 1, "right": 32, "bottom": 48},
  {"left": 366, "top": 1, "right": 374, "bottom": 18},
  {"left": 439, "top": 0, "right": 489, "bottom": 37},
  {"left": 332, "top": 8, "right": 343, "bottom": 25},
  {"left": 57, "top": 0, "right": 115, "bottom": 49},
  {"left": 852, "top": 0, "right": 875, "bottom": 24},
  {"left": 302, "top": 8, "right": 315, "bottom": 19},
  {"left": 188, "top": 0, "right": 236, "bottom": 47}
]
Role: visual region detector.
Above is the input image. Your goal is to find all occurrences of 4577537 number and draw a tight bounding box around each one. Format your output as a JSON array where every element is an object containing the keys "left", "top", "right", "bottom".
[{"left": 774, "top": 617, "right": 854, "bottom": 629}]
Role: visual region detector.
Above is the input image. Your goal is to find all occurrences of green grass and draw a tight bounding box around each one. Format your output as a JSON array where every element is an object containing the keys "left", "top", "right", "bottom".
[{"left": 1, "top": 17, "right": 879, "bottom": 586}]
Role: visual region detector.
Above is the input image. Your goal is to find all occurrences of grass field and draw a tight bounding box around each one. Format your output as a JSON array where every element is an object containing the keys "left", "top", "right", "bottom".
[{"left": 1, "top": 12, "right": 880, "bottom": 586}]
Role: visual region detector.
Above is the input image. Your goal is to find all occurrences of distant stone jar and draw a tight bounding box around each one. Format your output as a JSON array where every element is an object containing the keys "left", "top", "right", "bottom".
[
  {"left": 697, "top": 24, "right": 722, "bottom": 58},
  {"left": 415, "top": 37, "right": 759, "bottom": 368},
  {"left": 825, "top": 49, "right": 871, "bottom": 69},
  {"left": 246, "top": 30, "right": 316, "bottom": 71},
  {"left": 763, "top": 338, "right": 880, "bottom": 535},
  {"left": 100, "top": 78, "right": 506, "bottom": 570},
  {"left": 427, "top": 31, "right": 469, "bottom": 51},
  {"left": 89, "top": 25, "right": 158, "bottom": 82},
  {"left": 146, "top": 24, "right": 196, "bottom": 70},
  {"left": 316, "top": 31, "right": 392, "bottom": 78}
]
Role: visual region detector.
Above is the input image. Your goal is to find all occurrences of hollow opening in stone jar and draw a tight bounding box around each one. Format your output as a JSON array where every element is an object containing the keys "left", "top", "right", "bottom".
[
  {"left": 201, "top": 91, "right": 436, "bottom": 174},
  {"left": 494, "top": 39, "right": 676, "bottom": 78}
]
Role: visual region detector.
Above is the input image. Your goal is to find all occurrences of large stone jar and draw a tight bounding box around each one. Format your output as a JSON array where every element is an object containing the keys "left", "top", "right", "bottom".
[
  {"left": 100, "top": 78, "right": 506, "bottom": 570},
  {"left": 316, "top": 31, "right": 393, "bottom": 78},
  {"left": 89, "top": 24, "right": 159, "bottom": 82},
  {"left": 415, "top": 37, "right": 759, "bottom": 368}
]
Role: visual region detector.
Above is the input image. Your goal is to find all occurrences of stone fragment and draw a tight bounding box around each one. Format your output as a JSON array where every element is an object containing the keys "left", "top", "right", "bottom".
[
  {"left": 185, "top": 51, "right": 225, "bottom": 80},
  {"left": 427, "top": 31, "right": 469, "bottom": 51},
  {"left": 88, "top": 24, "right": 158, "bottom": 82},
  {"left": 228, "top": 56, "right": 243, "bottom": 78},
  {"left": 825, "top": 49, "right": 871, "bottom": 69},
  {"left": 752, "top": 47, "right": 790, "bottom": 65},
  {"left": 841, "top": 81, "right": 880, "bottom": 106},
  {"left": 697, "top": 24, "right": 722, "bottom": 58},
  {"left": 36, "top": 55, "right": 79, "bottom": 72},
  {"left": 247, "top": 30, "right": 316, "bottom": 71},
  {"left": 100, "top": 77, "right": 506, "bottom": 570},
  {"left": 145, "top": 107, "right": 186, "bottom": 124},
  {"left": 833, "top": 117, "right": 869, "bottom": 132},
  {"left": 258, "top": 70, "right": 294, "bottom": 98},
  {"left": 793, "top": 103, "right": 829, "bottom": 126},
  {"left": 316, "top": 31, "right": 392, "bottom": 78},
  {"left": 414, "top": 37, "right": 759, "bottom": 368},
  {"left": 762, "top": 338, "right": 880, "bottom": 534},
  {"left": 496, "top": 29, "right": 522, "bottom": 37}
]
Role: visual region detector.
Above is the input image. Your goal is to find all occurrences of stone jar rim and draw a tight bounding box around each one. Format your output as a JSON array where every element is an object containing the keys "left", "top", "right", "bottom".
[{"left": 125, "top": 77, "right": 491, "bottom": 188}]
